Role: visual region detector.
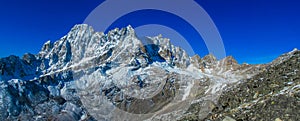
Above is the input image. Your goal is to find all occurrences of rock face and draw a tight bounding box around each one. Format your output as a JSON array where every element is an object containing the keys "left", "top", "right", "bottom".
[{"left": 0, "top": 24, "right": 298, "bottom": 121}]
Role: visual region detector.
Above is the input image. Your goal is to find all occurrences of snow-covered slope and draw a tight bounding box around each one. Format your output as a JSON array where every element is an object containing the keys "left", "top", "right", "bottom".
[{"left": 0, "top": 24, "right": 277, "bottom": 121}]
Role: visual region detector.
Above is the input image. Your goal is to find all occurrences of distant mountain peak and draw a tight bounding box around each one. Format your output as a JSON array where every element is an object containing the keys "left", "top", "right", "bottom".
[{"left": 221, "top": 55, "right": 238, "bottom": 65}]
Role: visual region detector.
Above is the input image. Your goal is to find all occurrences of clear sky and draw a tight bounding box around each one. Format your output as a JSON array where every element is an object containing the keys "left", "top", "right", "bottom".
[{"left": 0, "top": 0, "right": 299, "bottom": 64}]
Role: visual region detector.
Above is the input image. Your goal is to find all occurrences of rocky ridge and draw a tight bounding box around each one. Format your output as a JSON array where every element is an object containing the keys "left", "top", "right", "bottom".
[{"left": 181, "top": 49, "right": 300, "bottom": 121}]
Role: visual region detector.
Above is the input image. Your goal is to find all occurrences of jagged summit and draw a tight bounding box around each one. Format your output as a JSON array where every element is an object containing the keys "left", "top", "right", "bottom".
[
  {"left": 202, "top": 54, "right": 217, "bottom": 64},
  {"left": 221, "top": 56, "right": 238, "bottom": 65}
]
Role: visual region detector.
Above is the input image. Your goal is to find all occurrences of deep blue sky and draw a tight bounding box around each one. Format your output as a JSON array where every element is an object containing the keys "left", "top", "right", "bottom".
[{"left": 0, "top": 0, "right": 299, "bottom": 64}]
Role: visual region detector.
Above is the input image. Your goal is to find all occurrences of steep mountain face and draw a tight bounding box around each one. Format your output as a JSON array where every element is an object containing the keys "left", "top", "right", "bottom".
[{"left": 0, "top": 24, "right": 297, "bottom": 121}]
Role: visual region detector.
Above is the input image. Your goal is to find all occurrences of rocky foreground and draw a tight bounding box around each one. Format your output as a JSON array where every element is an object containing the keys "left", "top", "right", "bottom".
[{"left": 181, "top": 49, "right": 300, "bottom": 121}]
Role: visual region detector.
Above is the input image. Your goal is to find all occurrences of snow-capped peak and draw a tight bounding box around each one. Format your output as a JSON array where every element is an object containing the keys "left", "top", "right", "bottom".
[{"left": 0, "top": 24, "right": 292, "bottom": 121}]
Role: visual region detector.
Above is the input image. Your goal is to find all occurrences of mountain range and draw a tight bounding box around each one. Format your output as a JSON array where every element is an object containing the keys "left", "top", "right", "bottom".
[{"left": 0, "top": 24, "right": 299, "bottom": 121}]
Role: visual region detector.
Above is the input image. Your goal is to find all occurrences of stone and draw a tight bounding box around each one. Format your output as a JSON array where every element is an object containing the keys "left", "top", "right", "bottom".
[
  {"left": 253, "top": 92, "right": 259, "bottom": 99},
  {"left": 223, "top": 116, "right": 236, "bottom": 121},
  {"left": 275, "top": 118, "right": 282, "bottom": 121}
]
